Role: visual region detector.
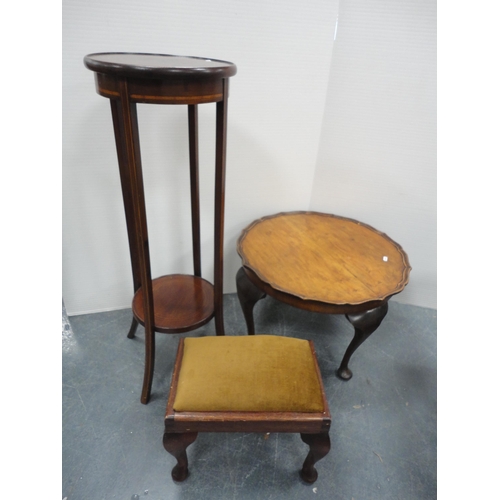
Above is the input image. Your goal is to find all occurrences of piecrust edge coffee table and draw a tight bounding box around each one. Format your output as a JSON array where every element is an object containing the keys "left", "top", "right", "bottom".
[{"left": 236, "top": 211, "right": 411, "bottom": 380}]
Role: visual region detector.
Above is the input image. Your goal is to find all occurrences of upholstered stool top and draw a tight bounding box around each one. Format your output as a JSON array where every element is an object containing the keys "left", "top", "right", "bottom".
[{"left": 173, "top": 335, "right": 324, "bottom": 413}]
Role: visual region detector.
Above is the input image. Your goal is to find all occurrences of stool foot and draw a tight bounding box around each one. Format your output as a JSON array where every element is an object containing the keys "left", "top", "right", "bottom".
[
  {"left": 300, "top": 432, "right": 331, "bottom": 483},
  {"left": 338, "top": 303, "right": 389, "bottom": 380},
  {"left": 236, "top": 267, "right": 266, "bottom": 334},
  {"left": 163, "top": 432, "right": 198, "bottom": 482},
  {"left": 127, "top": 317, "right": 139, "bottom": 339}
]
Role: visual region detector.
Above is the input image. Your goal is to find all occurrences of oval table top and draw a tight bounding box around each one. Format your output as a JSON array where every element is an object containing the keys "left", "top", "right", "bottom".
[
  {"left": 84, "top": 52, "right": 237, "bottom": 80},
  {"left": 237, "top": 212, "right": 411, "bottom": 308}
]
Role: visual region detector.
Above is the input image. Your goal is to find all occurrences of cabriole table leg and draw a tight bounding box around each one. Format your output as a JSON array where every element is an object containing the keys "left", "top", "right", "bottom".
[
  {"left": 337, "top": 302, "right": 389, "bottom": 380},
  {"left": 236, "top": 267, "right": 266, "bottom": 334}
]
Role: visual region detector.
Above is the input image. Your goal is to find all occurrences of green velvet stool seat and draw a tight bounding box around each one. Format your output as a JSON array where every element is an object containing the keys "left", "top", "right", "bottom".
[{"left": 163, "top": 335, "right": 331, "bottom": 483}]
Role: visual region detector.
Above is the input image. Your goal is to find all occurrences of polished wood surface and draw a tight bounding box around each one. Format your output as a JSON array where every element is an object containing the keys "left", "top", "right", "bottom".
[
  {"left": 84, "top": 53, "right": 236, "bottom": 105},
  {"left": 163, "top": 338, "right": 331, "bottom": 483},
  {"left": 85, "top": 52, "right": 236, "bottom": 404},
  {"left": 238, "top": 211, "right": 410, "bottom": 306},
  {"left": 84, "top": 53, "right": 237, "bottom": 78},
  {"left": 132, "top": 275, "right": 214, "bottom": 333},
  {"left": 236, "top": 211, "right": 411, "bottom": 381}
]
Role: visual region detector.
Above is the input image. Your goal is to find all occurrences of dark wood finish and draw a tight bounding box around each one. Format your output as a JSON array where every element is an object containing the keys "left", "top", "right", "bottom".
[
  {"left": 213, "top": 79, "right": 229, "bottom": 336},
  {"left": 163, "top": 338, "right": 331, "bottom": 482},
  {"left": 84, "top": 53, "right": 237, "bottom": 80},
  {"left": 236, "top": 267, "right": 266, "bottom": 334},
  {"left": 236, "top": 212, "right": 411, "bottom": 380},
  {"left": 109, "top": 99, "right": 142, "bottom": 293},
  {"left": 85, "top": 52, "right": 237, "bottom": 106},
  {"left": 188, "top": 105, "right": 201, "bottom": 277},
  {"left": 110, "top": 99, "right": 143, "bottom": 338},
  {"left": 338, "top": 303, "right": 389, "bottom": 380},
  {"left": 117, "top": 79, "right": 157, "bottom": 404},
  {"left": 85, "top": 52, "right": 236, "bottom": 404},
  {"left": 127, "top": 317, "right": 139, "bottom": 339},
  {"left": 163, "top": 432, "right": 198, "bottom": 482},
  {"left": 300, "top": 432, "right": 332, "bottom": 484},
  {"left": 132, "top": 275, "right": 215, "bottom": 333}
]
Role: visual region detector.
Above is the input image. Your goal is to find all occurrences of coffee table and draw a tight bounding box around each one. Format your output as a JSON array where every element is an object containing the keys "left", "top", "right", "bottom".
[{"left": 236, "top": 211, "right": 411, "bottom": 380}]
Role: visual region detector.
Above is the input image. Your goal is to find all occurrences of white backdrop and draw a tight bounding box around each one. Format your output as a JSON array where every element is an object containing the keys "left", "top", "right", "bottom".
[{"left": 62, "top": 0, "right": 436, "bottom": 315}]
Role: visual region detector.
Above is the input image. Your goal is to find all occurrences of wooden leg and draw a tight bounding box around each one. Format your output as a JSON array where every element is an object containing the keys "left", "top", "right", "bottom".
[
  {"left": 188, "top": 104, "right": 202, "bottom": 278},
  {"left": 213, "top": 80, "right": 229, "bottom": 337},
  {"left": 337, "top": 302, "right": 389, "bottom": 380},
  {"left": 117, "top": 81, "right": 156, "bottom": 404},
  {"left": 110, "top": 99, "right": 143, "bottom": 339},
  {"left": 127, "top": 317, "right": 139, "bottom": 339},
  {"left": 300, "top": 432, "right": 331, "bottom": 483},
  {"left": 163, "top": 432, "right": 198, "bottom": 482},
  {"left": 140, "top": 325, "right": 155, "bottom": 405},
  {"left": 236, "top": 267, "right": 266, "bottom": 335}
]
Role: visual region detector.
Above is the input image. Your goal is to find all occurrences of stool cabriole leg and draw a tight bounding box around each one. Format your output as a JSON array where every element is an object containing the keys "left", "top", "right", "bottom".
[
  {"left": 299, "top": 432, "right": 331, "bottom": 483},
  {"left": 236, "top": 267, "right": 266, "bottom": 335},
  {"left": 163, "top": 432, "right": 198, "bottom": 482},
  {"left": 338, "top": 302, "right": 389, "bottom": 380}
]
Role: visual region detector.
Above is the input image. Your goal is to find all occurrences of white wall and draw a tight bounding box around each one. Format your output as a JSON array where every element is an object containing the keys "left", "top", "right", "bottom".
[
  {"left": 63, "top": 0, "right": 436, "bottom": 315},
  {"left": 310, "top": 0, "right": 436, "bottom": 308}
]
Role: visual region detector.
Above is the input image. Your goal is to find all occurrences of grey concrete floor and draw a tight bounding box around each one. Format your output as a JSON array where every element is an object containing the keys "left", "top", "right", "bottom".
[{"left": 62, "top": 294, "right": 436, "bottom": 500}]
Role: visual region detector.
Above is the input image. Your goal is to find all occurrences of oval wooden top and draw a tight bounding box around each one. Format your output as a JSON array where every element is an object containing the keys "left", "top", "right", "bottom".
[
  {"left": 237, "top": 212, "right": 411, "bottom": 306},
  {"left": 84, "top": 52, "right": 237, "bottom": 80},
  {"left": 132, "top": 274, "right": 214, "bottom": 333}
]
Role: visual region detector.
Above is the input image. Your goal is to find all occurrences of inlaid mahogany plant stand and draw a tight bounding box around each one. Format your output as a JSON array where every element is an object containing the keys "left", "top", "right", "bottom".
[
  {"left": 236, "top": 212, "right": 411, "bottom": 380},
  {"left": 84, "top": 53, "right": 237, "bottom": 404},
  {"left": 163, "top": 335, "right": 331, "bottom": 483}
]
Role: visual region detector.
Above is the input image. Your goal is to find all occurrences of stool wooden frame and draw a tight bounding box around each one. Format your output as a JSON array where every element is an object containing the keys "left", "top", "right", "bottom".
[
  {"left": 84, "top": 53, "right": 237, "bottom": 404},
  {"left": 163, "top": 338, "right": 332, "bottom": 483}
]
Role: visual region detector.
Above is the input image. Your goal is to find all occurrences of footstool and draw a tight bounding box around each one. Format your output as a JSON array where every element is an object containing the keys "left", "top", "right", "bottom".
[{"left": 163, "top": 335, "right": 331, "bottom": 483}]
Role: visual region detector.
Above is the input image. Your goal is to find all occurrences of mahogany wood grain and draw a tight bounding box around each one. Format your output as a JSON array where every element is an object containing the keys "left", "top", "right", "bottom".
[
  {"left": 85, "top": 52, "right": 236, "bottom": 404},
  {"left": 338, "top": 303, "right": 389, "bottom": 380},
  {"left": 236, "top": 267, "right": 266, "bottom": 334},
  {"left": 117, "top": 79, "right": 156, "bottom": 404},
  {"left": 236, "top": 211, "right": 411, "bottom": 381},
  {"left": 84, "top": 53, "right": 236, "bottom": 79},
  {"left": 213, "top": 79, "right": 229, "bottom": 336},
  {"left": 238, "top": 212, "right": 410, "bottom": 306},
  {"left": 163, "top": 432, "right": 198, "bottom": 482},
  {"left": 132, "top": 275, "right": 214, "bottom": 333},
  {"left": 188, "top": 105, "right": 202, "bottom": 277},
  {"left": 300, "top": 433, "right": 331, "bottom": 483}
]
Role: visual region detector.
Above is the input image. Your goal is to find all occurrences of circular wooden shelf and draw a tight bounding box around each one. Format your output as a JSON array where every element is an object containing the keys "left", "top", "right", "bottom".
[
  {"left": 132, "top": 274, "right": 215, "bottom": 333},
  {"left": 237, "top": 212, "right": 411, "bottom": 308}
]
